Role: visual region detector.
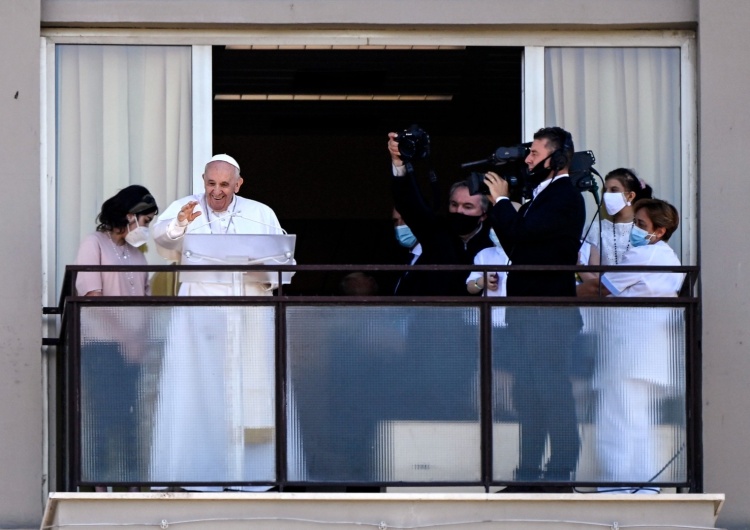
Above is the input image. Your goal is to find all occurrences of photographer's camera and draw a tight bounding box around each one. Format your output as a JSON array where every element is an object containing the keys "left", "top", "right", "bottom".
[{"left": 395, "top": 124, "right": 431, "bottom": 161}]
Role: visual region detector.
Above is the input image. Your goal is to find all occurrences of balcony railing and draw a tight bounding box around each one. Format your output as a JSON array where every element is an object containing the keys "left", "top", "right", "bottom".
[{"left": 44, "top": 263, "right": 700, "bottom": 492}]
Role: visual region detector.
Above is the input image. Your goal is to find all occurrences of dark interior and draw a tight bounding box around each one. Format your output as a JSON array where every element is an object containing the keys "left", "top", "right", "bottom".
[{"left": 212, "top": 46, "right": 523, "bottom": 294}]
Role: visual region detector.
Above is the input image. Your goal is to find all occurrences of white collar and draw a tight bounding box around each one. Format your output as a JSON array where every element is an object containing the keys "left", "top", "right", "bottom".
[{"left": 532, "top": 173, "right": 569, "bottom": 199}]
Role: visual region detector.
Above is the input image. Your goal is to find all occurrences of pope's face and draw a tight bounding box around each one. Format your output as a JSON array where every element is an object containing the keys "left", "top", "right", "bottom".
[{"left": 203, "top": 161, "right": 243, "bottom": 212}]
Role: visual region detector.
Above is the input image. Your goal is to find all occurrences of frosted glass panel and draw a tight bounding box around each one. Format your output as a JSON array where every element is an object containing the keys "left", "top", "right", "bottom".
[
  {"left": 492, "top": 306, "right": 686, "bottom": 485},
  {"left": 286, "top": 306, "right": 481, "bottom": 483},
  {"left": 79, "top": 305, "right": 276, "bottom": 485},
  {"left": 76, "top": 302, "right": 687, "bottom": 487}
]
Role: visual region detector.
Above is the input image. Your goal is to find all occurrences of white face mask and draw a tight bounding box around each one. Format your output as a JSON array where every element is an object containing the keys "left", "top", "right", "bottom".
[
  {"left": 603, "top": 192, "right": 630, "bottom": 216},
  {"left": 124, "top": 216, "right": 149, "bottom": 248}
]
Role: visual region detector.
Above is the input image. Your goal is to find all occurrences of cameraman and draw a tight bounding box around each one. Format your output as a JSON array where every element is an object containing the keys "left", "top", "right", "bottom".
[
  {"left": 483, "top": 127, "right": 585, "bottom": 488},
  {"left": 387, "top": 131, "right": 493, "bottom": 296}
]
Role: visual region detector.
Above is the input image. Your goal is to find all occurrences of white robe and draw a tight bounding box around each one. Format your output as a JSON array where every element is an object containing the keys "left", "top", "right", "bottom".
[
  {"left": 151, "top": 193, "right": 286, "bottom": 295},
  {"left": 598, "top": 241, "right": 685, "bottom": 388},
  {"left": 595, "top": 241, "right": 685, "bottom": 485},
  {"left": 149, "top": 194, "right": 284, "bottom": 489}
]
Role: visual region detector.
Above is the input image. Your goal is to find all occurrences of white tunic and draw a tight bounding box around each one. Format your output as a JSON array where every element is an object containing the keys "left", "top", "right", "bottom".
[
  {"left": 601, "top": 241, "right": 684, "bottom": 298},
  {"left": 594, "top": 241, "right": 685, "bottom": 486},
  {"left": 150, "top": 193, "right": 285, "bottom": 488},
  {"left": 597, "top": 241, "right": 685, "bottom": 388},
  {"left": 151, "top": 194, "right": 285, "bottom": 296},
  {"left": 585, "top": 219, "right": 634, "bottom": 266}
]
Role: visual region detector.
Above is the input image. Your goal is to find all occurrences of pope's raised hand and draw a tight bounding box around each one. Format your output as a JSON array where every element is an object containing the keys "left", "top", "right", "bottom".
[{"left": 178, "top": 201, "right": 202, "bottom": 224}]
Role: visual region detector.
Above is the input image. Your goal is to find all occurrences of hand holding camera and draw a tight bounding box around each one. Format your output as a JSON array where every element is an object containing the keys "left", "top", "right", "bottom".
[
  {"left": 483, "top": 172, "right": 510, "bottom": 203},
  {"left": 389, "top": 125, "right": 431, "bottom": 167}
]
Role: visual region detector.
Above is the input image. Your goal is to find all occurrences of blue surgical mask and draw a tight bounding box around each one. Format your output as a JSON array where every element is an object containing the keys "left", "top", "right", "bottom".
[
  {"left": 395, "top": 225, "right": 417, "bottom": 249},
  {"left": 489, "top": 228, "right": 501, "bottom": 248},
  {"left": 629, "top": 225, "right": 654, "bottom": 247}
]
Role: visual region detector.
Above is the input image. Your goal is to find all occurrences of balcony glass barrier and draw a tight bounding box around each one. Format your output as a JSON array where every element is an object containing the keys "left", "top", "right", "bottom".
[
  {"left": 286, "top": 305, "right": 481, "bottom": 483},
  {"left": 78, "top": 305, "right": 276, "bottom": 486},
  {"left": 53, "top": 264, "right": 698, "bottom": 491}
]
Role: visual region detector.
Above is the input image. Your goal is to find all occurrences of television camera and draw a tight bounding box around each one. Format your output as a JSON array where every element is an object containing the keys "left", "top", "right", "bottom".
[{"left": 462, "top": 144, "right": 600, "bottom": 202}]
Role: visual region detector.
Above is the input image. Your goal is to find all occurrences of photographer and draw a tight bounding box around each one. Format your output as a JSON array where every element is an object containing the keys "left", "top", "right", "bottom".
[
  {"left": 483, "top": 127, "right": 585, "bottom": 489},
  {"left": 387, "top": 130, "right": 493, "bottom": 296}
]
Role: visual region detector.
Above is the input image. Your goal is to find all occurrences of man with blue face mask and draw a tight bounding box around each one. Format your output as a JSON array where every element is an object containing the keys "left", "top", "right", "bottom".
[{"left": 392, "top": 208, "right": 423, "bottom": 295}]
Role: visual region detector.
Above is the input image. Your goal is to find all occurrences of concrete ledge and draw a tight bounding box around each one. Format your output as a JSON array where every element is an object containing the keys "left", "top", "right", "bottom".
[{"left": 42, "top": 492, "right": 725, "bottom": 529}]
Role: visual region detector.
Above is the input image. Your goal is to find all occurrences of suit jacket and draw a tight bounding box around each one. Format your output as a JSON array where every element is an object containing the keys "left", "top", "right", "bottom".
[
  {"left": 488, "top": 176, "right": 585, "bottom": 298},
  {"left": 393, "top": 168, "right": 492, "bottom": 296}
]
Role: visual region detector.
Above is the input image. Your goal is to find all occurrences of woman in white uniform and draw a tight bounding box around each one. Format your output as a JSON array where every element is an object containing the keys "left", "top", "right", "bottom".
[
  {"left": 578, "top": 199, "right": 684, "bottom": 492},
  {"left": 583, "top": 168, "right": 653, "bottom": 275}
]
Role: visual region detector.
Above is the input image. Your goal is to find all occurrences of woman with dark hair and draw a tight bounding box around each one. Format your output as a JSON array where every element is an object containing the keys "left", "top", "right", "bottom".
[
  {"left": 586, "top": 168, "right": 654, "bottom": 268},
  {"left": 76, "top": 184, "right": 159, "bottom": 297},
  {"left": 74, "top": 185, "right": 158, "bottom": 492},
  {"left": 578, "top": 199, "right": 684, "bottom": 492}
]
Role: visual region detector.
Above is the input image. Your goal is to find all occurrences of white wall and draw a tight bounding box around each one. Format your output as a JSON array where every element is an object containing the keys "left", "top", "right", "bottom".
[{"left": 41, "top": 0, "right": 696, "bottom": 28}]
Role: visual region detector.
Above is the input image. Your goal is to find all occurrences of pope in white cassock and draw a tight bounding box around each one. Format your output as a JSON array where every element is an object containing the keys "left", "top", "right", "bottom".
[{"left": 149, "top": 154, "right": 285, "bottom": 490}]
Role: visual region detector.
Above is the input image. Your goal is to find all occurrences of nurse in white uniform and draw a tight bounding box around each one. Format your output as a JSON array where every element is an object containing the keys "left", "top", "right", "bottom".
[{"left": 578, "top": 199, "right": 684, "bottom": 492}]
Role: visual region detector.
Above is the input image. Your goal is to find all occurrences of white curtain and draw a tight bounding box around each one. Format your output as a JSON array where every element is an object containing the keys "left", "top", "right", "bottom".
[
  {"left": 56, "top": 45, "right": 192, "bottom": 292},
  {"left": 545, "top": 47, "right": 682, "bottom": 257}
]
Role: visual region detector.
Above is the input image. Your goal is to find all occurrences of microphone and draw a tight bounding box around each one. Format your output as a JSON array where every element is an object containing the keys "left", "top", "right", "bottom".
[
  {"left": 185, "top": 210, "right": 225, "bottom": 233},
  {"left": 231, "top": 211, "right": 287, "bottom": 234},
  {"left": 185, "top": 208, "right": 286, "bottom": 234}
]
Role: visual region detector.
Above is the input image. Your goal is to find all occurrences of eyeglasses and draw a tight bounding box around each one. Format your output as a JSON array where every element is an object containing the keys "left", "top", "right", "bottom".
[{"left": 129, "top": 194, "right": 157, "bottom": 214}]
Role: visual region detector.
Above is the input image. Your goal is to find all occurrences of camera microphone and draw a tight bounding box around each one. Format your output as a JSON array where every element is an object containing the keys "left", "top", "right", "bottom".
[{"left": 461, "top": 159, "right": 491, "bottom": 169}]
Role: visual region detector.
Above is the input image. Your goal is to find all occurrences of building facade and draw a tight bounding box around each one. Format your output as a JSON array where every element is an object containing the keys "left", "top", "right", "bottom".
[{"left": 1, "top": 0, "right": 747, "bottom": 528}]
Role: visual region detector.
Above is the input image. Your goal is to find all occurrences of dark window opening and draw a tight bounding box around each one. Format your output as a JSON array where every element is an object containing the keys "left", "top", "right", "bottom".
[{"left": 212, "top": 46, "right": 523, "bottom": 294}]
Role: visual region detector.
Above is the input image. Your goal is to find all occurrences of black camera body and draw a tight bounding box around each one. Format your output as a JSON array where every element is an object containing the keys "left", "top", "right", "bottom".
[
  {"left": 462, "top": 143, "right": 530, "bottom": 197},
  {"left": 395, "top": 124, "right": 431, "bottom": 161},
  {"left": 467, "top": 171, "right": 519, "bottom": 196},
  {"left": 569, "top": 150, "right": 597, "bottom": 192},
  {"left": 462, "top": 145, "right": 598, "bottom": 200}
]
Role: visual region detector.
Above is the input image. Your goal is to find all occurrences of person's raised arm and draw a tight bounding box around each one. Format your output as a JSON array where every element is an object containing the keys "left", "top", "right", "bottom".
[{"left": 388, "top": 132, "right": 438, "bottom": 242}]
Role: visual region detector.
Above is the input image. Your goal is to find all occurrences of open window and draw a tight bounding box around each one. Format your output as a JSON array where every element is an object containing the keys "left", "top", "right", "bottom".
[{"left": 47, "top": 37, "right": 694, "bottom": 297}]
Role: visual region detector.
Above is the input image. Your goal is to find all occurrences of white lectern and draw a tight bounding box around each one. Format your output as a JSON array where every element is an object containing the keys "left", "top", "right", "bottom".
[{"left": 180, "top": 233, "right": 296, "bottom": 295}]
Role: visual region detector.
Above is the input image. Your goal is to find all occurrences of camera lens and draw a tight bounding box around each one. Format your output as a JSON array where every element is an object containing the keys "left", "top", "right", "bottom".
[
  {"left": 395, "top": 125, "right": 430, "bottom": 161},
  {"left": 398, "top": 138, "right": 417, "bottom": 159}
]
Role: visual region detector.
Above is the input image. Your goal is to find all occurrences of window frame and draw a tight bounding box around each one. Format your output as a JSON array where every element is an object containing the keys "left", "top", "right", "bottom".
[
  {"left": 41, "top": 28, "right": 697, "bottom": 273},
  {"left": 40, "top": 27, "right": 697, "bottom": 498}
]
